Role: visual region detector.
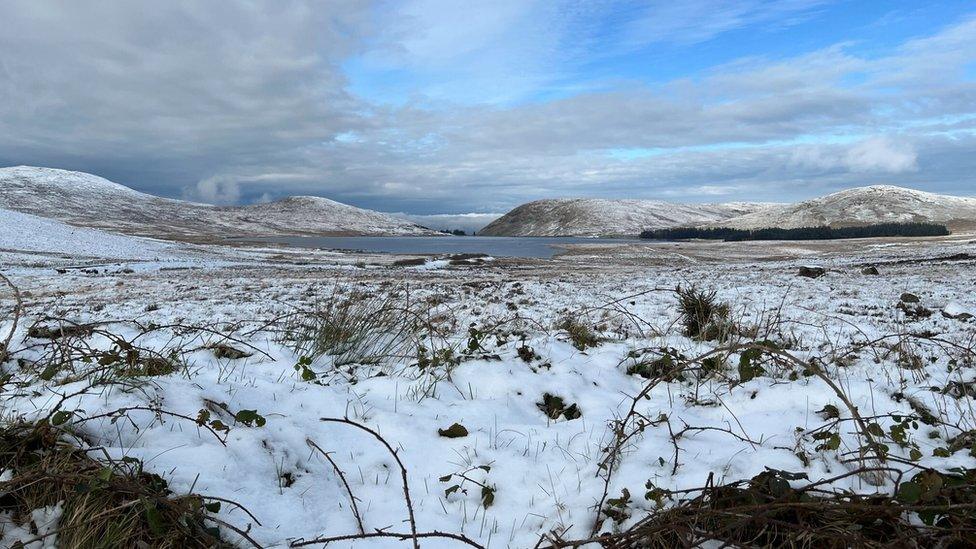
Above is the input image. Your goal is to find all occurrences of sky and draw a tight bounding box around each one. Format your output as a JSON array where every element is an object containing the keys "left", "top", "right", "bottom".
[{"left": 1, "top": 0, "right": 975, "bottom": 216}]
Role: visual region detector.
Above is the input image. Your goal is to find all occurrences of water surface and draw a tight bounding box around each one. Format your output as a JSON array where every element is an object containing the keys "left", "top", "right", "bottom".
[{"left": 251, "top": 235, "right": 642, "bottom": 259}]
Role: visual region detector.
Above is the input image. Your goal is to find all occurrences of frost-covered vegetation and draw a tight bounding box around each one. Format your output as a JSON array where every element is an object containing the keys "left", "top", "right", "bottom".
[{"left": 2, "top": 240, "right": 976, "bottom": 547}]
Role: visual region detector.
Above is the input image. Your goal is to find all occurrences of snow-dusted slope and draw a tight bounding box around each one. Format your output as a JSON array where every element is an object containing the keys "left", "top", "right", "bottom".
[
  {"left": 0, "top": 207, "right": 175, "bottom": 258},
  {"left": 0, "top": 166, "right": 435, "bottom": 238},
  {"left": 0, "top": 166, "right": 218, "bottom": 237},
  {"left": 229, "top": 196, "right": 433, "bottom": 236},
  {"left": 479, "top": 198, "right": 772, "bottom": 237},
  {"left": 712, "top": 185, "right": 976, "bottom": 230}
]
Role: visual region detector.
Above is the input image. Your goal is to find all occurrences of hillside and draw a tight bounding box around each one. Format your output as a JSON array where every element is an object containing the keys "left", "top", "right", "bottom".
[
  {"left": 0, "top": 166, "right": 435, "bottom": 238},
  {"left": 712, "top": 185, "right": 976, "bottom": 230},
  {"left": 0, "top": 207, "right": 177, "bottom": 259},
  {"left": 479, "top": 198, "right": 771, "bottom": 237},
  {"left": 230, "top": 196, "right": 433, "bottom": 236}
]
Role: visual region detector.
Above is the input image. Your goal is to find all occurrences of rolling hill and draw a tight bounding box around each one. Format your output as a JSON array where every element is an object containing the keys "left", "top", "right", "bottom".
[
  {"left": 478, "top": 198, "right": 773, "bottom": 237},
  {"left": 712, "top": 185, "right": 976, "bottom": 230},
  {"left": 0, "top": 166, "right": 435, "bottom": 238}
]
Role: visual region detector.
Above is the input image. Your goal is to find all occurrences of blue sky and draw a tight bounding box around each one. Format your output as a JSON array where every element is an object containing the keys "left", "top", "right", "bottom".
[
  {"left": 344, "top": 1, "right": 975, "bottom": 106},
  {"left": 1, "top": 1, "right": 975, "bottom": 215}
]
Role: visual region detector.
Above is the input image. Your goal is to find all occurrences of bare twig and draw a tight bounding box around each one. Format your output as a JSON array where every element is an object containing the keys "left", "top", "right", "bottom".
[
  {"left": 306, "top": 438, "right": 365, "bottom": 535},
  {"left": 319, "top": 416, "right": 419, "bottom": 549}
]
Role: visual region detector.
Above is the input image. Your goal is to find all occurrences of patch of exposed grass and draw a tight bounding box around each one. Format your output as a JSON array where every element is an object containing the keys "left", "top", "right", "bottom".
[
  {"left": 676, "top": 285, "right": 732, "bottom": 341},
  {"left": 0, "top": 422, "right": 233, "bottom": 548},
  {"left": 557, "top": 317, "right": 601, "bottom": 351},
  {"left": 278, "top": 288, "right": 420, "bottom": 367}
]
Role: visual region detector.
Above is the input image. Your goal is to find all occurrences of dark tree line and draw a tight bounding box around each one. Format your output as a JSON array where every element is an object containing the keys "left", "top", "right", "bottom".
[{"left": 640, "top": 222, "right": 950, "bottom": 241}]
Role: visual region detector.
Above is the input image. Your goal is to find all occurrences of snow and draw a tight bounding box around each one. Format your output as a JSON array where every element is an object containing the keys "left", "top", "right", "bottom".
[
  {"left": 0, "top": 503, "right": 62, "bottom": 548},
  {"left": 232, "top": 196, "right": 436, "bottom": 236},
  {"left": 0, "top": 166, "right": 437, "bottom": 237},
  {"left": 3, "top": 174, "right": 976, "bottom": 547},
  {"left": 2, "top": 228, "right": 976, "bottom": 548},
  {"left": 482, "top": 186, "right": 976, "bottom": 237},
  {"left": 713, "top": 185, "right": 976, "bottom": 230},
  {"left": 943, "top": 301, "right": 975, "bottom": 319},
  {"left": 0, "top": 207, "right": 177, "bottom": 259},
  {"left": 480, "top": 198, "right": 775, "bottom": 237}
]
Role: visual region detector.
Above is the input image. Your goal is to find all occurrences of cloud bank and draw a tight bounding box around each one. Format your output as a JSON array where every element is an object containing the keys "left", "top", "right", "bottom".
[{"left": 0, "top": 1, "right": 974, "bottom": 214}]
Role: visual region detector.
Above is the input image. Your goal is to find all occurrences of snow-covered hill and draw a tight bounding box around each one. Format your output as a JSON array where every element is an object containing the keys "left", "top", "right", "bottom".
[
  {"left": 0, "top": 166, "right": 435, "bottom": 238},
  {"left": 712, "top": 185, "right": 976, "bottom": 230},
  {"left": 230, "top": 196, "right": 434, "bottom": 236},
  {"left": 0, "top": 207, "right": 176, "bottom": 259},
  {"left": 479, "top": 198, "right": 772, "bottom": 237}
]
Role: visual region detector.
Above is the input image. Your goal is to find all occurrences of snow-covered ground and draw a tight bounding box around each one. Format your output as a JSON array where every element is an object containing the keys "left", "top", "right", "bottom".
[
  {"left": 1, "top": 228, "right": 975, "bottom": 547},
  {"left": 0, "top": 207, "right": 178, "bottom": 259}
]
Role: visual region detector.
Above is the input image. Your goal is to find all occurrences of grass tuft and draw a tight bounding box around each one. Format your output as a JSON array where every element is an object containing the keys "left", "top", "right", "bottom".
[{"left": 0, "top": 421, "right": 230, "bottom": 548}]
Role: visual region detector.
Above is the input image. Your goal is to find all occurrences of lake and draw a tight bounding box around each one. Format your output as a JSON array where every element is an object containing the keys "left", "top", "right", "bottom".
[{"left": 249, "top": 235, "right": 643, "bottom": 259}]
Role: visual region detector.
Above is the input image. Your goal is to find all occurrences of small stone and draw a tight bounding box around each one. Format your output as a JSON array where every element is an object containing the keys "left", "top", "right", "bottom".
[
  {"left": 860, "top": 266, "right": 880, "bottom": 275},
  {"left": 210, "top": 344, "right": 252, "bottom": 360},
  {"left": 797, "top": 266, "right": 826, "bottom": 278},
  {"left": 438, "top": 423, "right": 469, "bottom": 438},
  {"left": 900, "top": 293, "right": 920, "bottom": 304}
]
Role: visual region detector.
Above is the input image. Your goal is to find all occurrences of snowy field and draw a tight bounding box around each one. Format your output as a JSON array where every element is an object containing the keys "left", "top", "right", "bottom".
[{"left": 1, "top": 226, "right": 976, "bottom": 547}]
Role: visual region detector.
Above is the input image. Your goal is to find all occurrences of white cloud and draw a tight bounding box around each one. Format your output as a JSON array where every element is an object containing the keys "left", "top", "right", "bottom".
[
  {"left": 844, "top": 137, "right": 918, "bottom": 173},
  {"left": 391, "top": 212, "right": 503, "bottom": 233},
  {"left": 185, "top": 176, "right": 241, "bottom": 205},
  {"left": 791, "top": 137, "right": 918, "bottom": 174}
]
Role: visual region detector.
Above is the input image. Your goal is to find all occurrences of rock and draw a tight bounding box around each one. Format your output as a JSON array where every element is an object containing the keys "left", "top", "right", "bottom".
[
  {"left": 861, "top": 266, "right": 880, "bottom": 275},
  {"left": 897, "top": 302, "right": 932, "bottom": 319},
  {"left": 393, "top": 257, "right": 427, "bottom": 267},
  {"left": 447, "top": 253, "right": 489, "bottom": 261},
  {"left": 438, "top": 423, "right": 469, "bottom": 438},
  {"left": 900, "top": 293, "right": 920, "bottom": 304},
  {"left": 797, "top": 266, "right": 826, "bottom": 278},
  {"left": 209, "top": 344, "right": 253, "bottom": 360},
  {"left": 942, "top": 302, "right": 975, "bottom": 320}
]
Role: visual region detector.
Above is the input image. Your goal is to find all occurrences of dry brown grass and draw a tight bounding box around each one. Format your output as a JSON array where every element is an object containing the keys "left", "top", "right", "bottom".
[{"left": 0, "top": 422, "right": 241, "bottom": 548}]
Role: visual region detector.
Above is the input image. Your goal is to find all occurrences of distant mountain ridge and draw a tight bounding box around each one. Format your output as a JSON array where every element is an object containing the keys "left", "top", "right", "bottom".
[
  {"left": 0, "top": 166, "right": 436, "bottom": 238},
  {"left": 480, "top": 186, "right": 976, "bottom": 237},
  {"left": 479, "top": 198, "right": 774, "bottom": 237},
  {"left": 708, "top": 185, "right": 976, "bottom": 231}
]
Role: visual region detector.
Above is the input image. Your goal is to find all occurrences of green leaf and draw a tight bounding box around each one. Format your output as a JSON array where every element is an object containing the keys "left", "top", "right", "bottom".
[
  {"left": 195, "top": 409, "right": 211, "bottom": 426},
  {"left": 481, "top": 485, "right": 495, "bottom": 508},
  {"left": 826, "top": 433, "right": 841, "bottom": 451},
  {"left": 562, "top": 403, "right": 582, "bottom": 420},
  {"left": 39, "top": 363, "right": 58, "bottom": 381},
  {"left": 737, "top": 348, "right": 765, "bottom": 383},
  {"left": 204, "top": 501, "right": 221, "bottom": 513},
  {"left": 51, "top": 410, "right": 73, "bottom": 426},
  {"left": 817, "top": 404, "right": 840, "bottom": 420},
  {"left": 143, "top": 500, "right": 166, "bottom": 536},
  {"left": 897, "top": 481, "right": 922, "bottom": 504},
  {"left": 234, "top": 409, "right": 266, "bottom": 427},
  {"left": 444, "top": 484, "right": 460, "bottom": 497}
]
